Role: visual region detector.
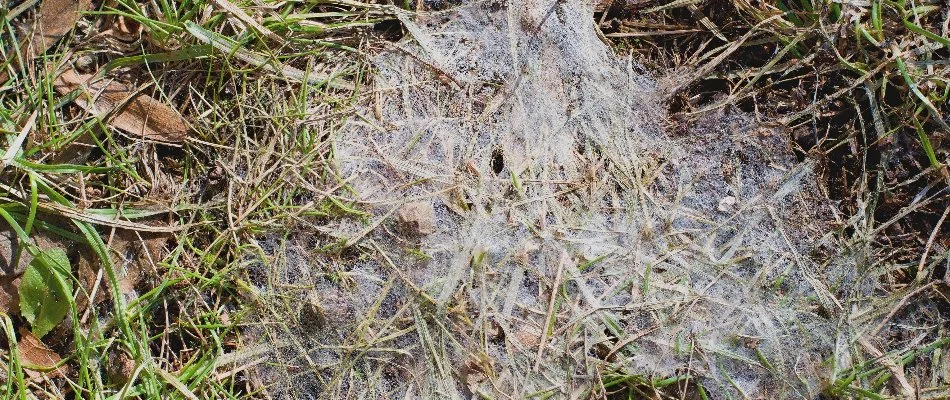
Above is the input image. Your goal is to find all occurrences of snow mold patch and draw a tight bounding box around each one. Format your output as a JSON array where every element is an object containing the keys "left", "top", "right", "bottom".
[{"left": 244, "top": 1, "right": 866, "bottom": 398}]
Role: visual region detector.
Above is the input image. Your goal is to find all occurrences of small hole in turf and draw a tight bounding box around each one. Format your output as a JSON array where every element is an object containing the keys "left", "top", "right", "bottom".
[
  {"left": 373, "top": 20, "right": 404, "bottom": 41},
  {"left": 491, "top": 148, "right": 504, "bottom": 174}
]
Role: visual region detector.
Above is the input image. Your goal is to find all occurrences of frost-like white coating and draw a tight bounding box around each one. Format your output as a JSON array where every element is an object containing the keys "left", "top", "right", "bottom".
[{"left": 248, "top": 1, "right": 858, "bottom": 398}]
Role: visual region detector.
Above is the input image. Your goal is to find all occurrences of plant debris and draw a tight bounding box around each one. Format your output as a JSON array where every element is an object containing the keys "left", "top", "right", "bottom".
[
  {"left": 397, "top": 201, "right": 436, "bottom": 236},
  {"left": 17, "top": 328, "right": 65, "bottom": 379},
  {"left": 54, "top": 69, "right": 189, "bottom": 143},
  {"left": 0, "top": 0, "right": 90, "bottom": 82}
]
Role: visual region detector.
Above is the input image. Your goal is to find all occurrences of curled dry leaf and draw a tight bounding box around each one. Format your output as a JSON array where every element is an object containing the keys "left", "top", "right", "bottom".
[
  {"left": 0, "top": 0, "right": 91, "bottom": 82},
  {"left": 397, "top": 201, "right": 435, "bottom": 236},
  {"left": 111, "top": 15, "right": 144, "bottom": 42},
  {"left": 54, "top": 69, "right": 189, "bottom": 143},
  {"left": 25, "top": 0, "right": 91, "bottom": 55},
  {"left": 0, "top": 276, "right": 21, "bottom": 315},
  {"left": 17, "top": 328, "right": 65, "bottom": 379},
  {"left": 106, "top": 349, "right": 136, "bottom": 385}
]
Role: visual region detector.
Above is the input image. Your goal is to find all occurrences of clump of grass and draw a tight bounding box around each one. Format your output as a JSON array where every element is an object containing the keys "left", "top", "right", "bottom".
[
  {"left": 604, "top": 0, "right": 948, "bottom": 176},
  {"left": 0, "top": 0, "right": 382, "bottom": 397}
]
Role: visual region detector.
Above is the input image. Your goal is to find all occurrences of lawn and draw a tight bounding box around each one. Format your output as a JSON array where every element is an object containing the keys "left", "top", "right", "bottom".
[{"left": 0, "top": 0, "right": 948, "bottom": 398}]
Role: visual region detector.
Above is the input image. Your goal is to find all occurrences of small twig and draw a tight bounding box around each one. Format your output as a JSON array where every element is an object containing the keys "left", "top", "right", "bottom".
[
  {"left": 370, "top": 240, "right": 437, "bottom": 305},
  {"left": 780, "top": 55, "right": 894, "bottom": 126},
  {"left": 6, "top": 0, "right": 41, "bottom": 20},
  {"left": 605, "top": 324, "right": 659, "bottom": 360},
  {"left": 345, "top": 206, "right": 398, "bottom": 248},
  {"left": 532, "top": 0, "right": 564, "bottom": 33},
  {"left": 384, "top": 41, "right": 464, "bottom": 88},
  {"left": 871, "top": 189, "right": 945, "bottom": 236},
  {"left": 871, "top": 281, "right": 939, "bottom": 336},
  {"left": 534, "top": 253, "right": 565, "bottom": 371},
  {"left": 917, "top": 205, "right": 949, "bottom": 279},
  {"left": 858, "top": 337, "right": 915, "bottom": 399},
  {"left": 605, "top": 29, "right": 701, "bottom": 37},
  {"left": 208, "top": 0, "right": 285, "bottom": 44},
  {"left": 2, "top": 108, "right": 37, "bottom": 167},
  {"left": 675, "top": 13, "right": 789, "bottom": 95}
]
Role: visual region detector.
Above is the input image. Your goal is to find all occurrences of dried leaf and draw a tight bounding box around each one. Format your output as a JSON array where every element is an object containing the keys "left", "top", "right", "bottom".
[
  {"left": 0, "top": 0, "right": 91, "bottom": 82},
  {"left": 75, "top": 247, "right": 102, "bottom": 311},
  {"left": 0, "top": 230, "right": 65, "bottom": 277},
  {"left": 0, "top": 276, "right": 21, "bottom": 315},
  {"left": 17, "top": 328, "right": 65, "bottom": 379},
  {"left": 37, "top": 199, "right": 188, "bottom": 231},
  {"left": 110, "top": 15, "right": 144, "bottom": 42},
  {"left": 105, "top": 349, "right": 136, "bottom": 385},
  {"left": 0, "top": 231, "right": 30, "bottom": 277},
  {"left": 25, "top": 0, "right": 90, "bottom": 56},
  {"left": 54, "top": 69, "right": 189, "bottom": 143}
]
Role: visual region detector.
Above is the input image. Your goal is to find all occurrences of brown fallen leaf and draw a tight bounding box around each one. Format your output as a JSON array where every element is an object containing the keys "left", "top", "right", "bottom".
[
  {"left": 0, "top": 0, "right": 91, "bottom": 82},
  {"left": 0, "top": 276, "right": 22, "bottom": 315},
  {"left": 0, "top": 230, "right": 66, "bottom": 277},
  {"left": 105, "top": 349, "right": 136, "bottom": 385},
  {"left": 397, "top": 201, "right": 435, "bottom": 236},
  {"left": 109, "top": 14, "right": 144, "bottom": 43},
  {"left": 24, "top": 0, "right": 91, "bottom": 56},
  {"left": 17, "top": 328, "right": 65, "bottom": 379},
  {"left": 0, "top": 230, "right": 31, "bottom": 277},
  {"left": 54, "top": 69, "right": 189, "bottom": 143}
]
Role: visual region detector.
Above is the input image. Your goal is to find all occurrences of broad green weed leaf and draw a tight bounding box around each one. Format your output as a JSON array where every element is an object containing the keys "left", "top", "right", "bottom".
[{"left": 19, "top": 248, "right": 72, "bottom": 338}]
